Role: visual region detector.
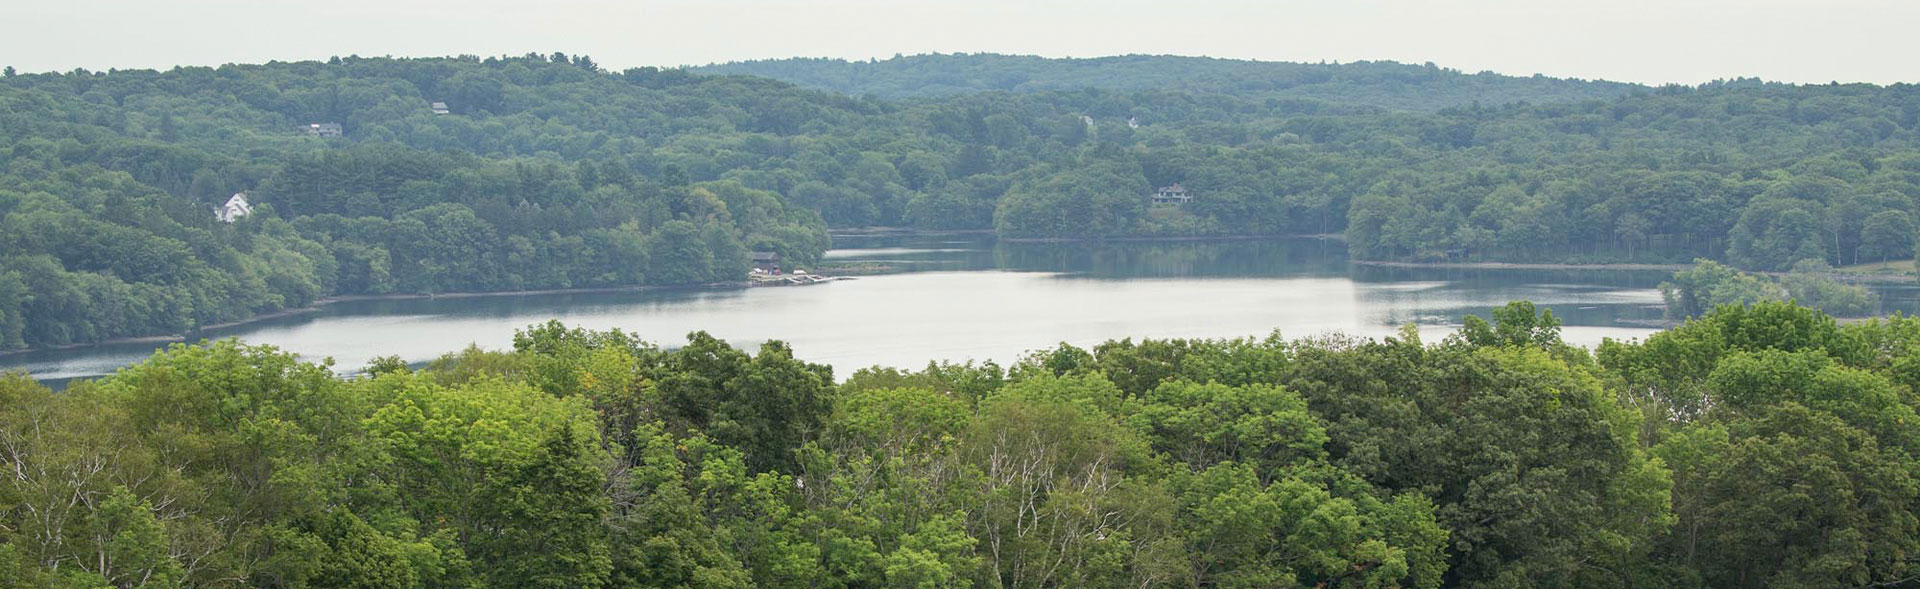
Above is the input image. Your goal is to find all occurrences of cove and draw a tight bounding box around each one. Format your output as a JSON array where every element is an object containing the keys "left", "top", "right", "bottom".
[{"left": 12, "top": 235, "right": 1916, "bottom": 386}]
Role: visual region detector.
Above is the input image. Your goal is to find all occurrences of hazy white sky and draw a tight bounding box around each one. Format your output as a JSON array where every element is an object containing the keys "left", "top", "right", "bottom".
[{"left": 7, "top": 0, "right": 1915, "bottom": 84}]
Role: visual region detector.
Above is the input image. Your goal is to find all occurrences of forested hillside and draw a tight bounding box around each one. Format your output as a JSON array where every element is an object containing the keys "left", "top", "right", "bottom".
[
  {"left": 6, "top": 301, "right": 1920, "bottom": 588},
  {"left": 692, "top": 53, "right": 1643, "bottom": 109},
  {"left": 0, "top": 55, "right": 863, "bottom": 349},
  {"left": 4, "top": 53, "right": 1920, "bottom": 350}
]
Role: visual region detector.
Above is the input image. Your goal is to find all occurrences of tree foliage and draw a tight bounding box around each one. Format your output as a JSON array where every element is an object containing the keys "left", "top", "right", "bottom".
[
  {"left": 9, "top": 56, "right": 1920, "bottom": 348},
  {"left": 11, "top": 298, "right": 1909, "bottom": 586}
]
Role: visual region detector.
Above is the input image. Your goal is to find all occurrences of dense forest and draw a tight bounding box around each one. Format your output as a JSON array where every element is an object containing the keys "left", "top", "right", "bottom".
[
  {"left": 5, "top": 53, "right": 1920, "bottom": 350},
  {"left": 5, "top": 300, "right": 1920, "bottom": 588},
  {"left": 691, "top": 53, "right": 1644, "bottom": 108}
]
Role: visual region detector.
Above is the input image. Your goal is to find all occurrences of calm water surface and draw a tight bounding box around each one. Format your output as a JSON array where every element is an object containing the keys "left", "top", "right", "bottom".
[{"left": 12, "top": 235, "right": 1914, "bottom": 385}]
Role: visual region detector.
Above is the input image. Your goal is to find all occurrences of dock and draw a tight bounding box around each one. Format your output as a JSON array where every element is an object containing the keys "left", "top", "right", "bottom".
[{"left": 747, "top": 273, "right": 846, "bottom": 287}]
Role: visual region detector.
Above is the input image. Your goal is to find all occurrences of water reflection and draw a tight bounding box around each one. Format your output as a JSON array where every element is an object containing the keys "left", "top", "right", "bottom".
[{"left": 8, "top": 234, "right": 1910, "bottom": 386}]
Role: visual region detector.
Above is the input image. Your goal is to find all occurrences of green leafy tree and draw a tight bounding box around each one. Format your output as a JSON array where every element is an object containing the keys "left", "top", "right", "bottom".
[
  {"left": 1170, "top": 463, "right": 1446, "bottom": 589},
  {"left": 611, "top": 427, "right": 755, "bottom": 589},
  {"left": 647, "top": 220, "right": 716, "bottom": 285},
  {"left": 1727, "top": 197, "right": 1829, "bottom": 271},
  {"left": 962, "top": 378, "right": 1183, "bottom": 588},
  {"left": 479, "top": 426, "right": 614, "bottom": 589},
  {"left": 1779, "top": 259, "right": 1878, "bottom": 317},
  {"left": 1655, "top": 406, "right": 1920, "bottom": 588},
  {"left": 1615, "top": 212, "right": 1651, "bottom": 260},
  {"left": 1856, "top": 209, "right": 1914, "bottom": 265},
  {"left": 1659, "top": 259, "right": 1783, "bottom": 320},
  {"left": 1459, "top": 300, "right": 1564, "bottom": 350},
  {"left": 654, "top": 333, "right": 835, "bottom": 473},
  {"left": 87, "top": 487, "right": 185, "bottom": 589},
  {"left": 1130, "top": 380, "right": 1328, "bottom": 477}
]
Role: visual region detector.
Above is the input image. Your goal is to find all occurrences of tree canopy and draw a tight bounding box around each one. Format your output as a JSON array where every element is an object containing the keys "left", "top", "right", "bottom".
[
  {"left": 6, "top": 53, "right": 1920, "bottom": 352},
  {"left": 5, "top": 300, "right": 1919, "bottom": 587}
]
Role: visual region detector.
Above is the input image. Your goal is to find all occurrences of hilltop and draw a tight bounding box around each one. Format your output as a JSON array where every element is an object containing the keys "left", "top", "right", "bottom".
[{"left": 692, "top": 53, "right": 1646, "bottom": 110}]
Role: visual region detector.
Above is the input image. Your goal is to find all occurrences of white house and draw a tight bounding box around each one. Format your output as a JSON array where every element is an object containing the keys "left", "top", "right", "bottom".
[
  {"left": 305, "top": 122, "right": 343, "bottom": 138},
  {"left": 1151, "top": 183, "right": 1191, "bottom": 206},
  {"left": 216, "top": 193, "right": 253, "bottom": 223},
  {"left": 430, "top": 101, "right": 451, "bottom": 115}
]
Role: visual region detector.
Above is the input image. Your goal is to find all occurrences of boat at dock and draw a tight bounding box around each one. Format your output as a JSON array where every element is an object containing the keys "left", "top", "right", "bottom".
[{"left": 748, "top": 272, "right": 846, "bottom": 287}]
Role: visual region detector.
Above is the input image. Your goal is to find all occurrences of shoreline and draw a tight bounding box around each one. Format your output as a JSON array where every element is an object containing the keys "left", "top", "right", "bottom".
[
  {"left": 1000, "top": 233, "right": 1344, "bottom": 244},
  {"left": 11, "top": 244, "right": 1911, "bottom": 358},
  {"left": 1796, "top": 271, "right": 1917, "bottom": 285},
  {"left": 829, "top": 227, "right": 1351, "bottom": 243},
  {"left": 1350, "top": 260, "right": 1915, "bottom": 284},
  {"left": 0, "top": 281, "right": 749, "bottom": 358},
  {"left": 1351, "top": 260, "right": 1690, "bottom": 271},
  {"left": 829, "top": 227, "right": 997, "bottom": 237}
]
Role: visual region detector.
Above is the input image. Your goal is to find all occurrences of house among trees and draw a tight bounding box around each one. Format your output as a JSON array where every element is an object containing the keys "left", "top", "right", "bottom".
[
  {"left": 1151, "top": 182, "right": 1192, "bottom": 205},
  {"left": 304, "top": 122, "right": 343, "bottom": 138},
  {"left": 215, "top": 193, "right": 252, "bottom": 223},
  {"left": 751, "top": 251, "right": 782, "bottom": 274},
  {"left": 430, "top": 101, "right": 451, "bottom": 115}
]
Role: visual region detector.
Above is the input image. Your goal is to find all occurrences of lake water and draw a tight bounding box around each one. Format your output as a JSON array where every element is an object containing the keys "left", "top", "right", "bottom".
[{"left": 9, "top": 235, "right": 1915, "bottom": 385}]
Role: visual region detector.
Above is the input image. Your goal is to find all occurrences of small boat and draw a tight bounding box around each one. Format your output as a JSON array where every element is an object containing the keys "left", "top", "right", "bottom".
[{"left": 748, "top": 273, "right": 845, "bottom": 287}]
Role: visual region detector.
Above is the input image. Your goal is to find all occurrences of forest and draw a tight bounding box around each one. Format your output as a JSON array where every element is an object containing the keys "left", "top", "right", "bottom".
[
  {"left": 690, "top": 53, "right": 1642, "bottom": 108},
  {"left": 5, "top": 300, "right": 1920, "bottom": 588},
  {"left": 4, "top": 53, "right": 1920, "bottom": 350}
]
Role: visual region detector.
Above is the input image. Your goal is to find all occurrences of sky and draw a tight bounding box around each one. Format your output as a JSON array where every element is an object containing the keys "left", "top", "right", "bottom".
[{"left": 7, "top": 0, "right": 1916, "bottom": 85}]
